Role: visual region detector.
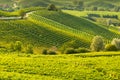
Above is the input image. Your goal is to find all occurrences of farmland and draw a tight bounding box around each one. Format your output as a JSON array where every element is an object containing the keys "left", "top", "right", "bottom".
[
  {"left": 0, "top": 52, "right": 120, "bottom": 80},
  {"left": 1, "top": 1, "right": 120, "bottom": 79}
]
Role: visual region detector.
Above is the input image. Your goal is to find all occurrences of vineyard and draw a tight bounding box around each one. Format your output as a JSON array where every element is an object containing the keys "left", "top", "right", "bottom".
[
  {"left": 0, "top": 20, "right": 83, "bottom": 48},
  {"left": 1, "top": 2, "right": 120, "bottom": 80},
  {"left": 0, "top": 52, "right": 120, "bottom": 80},
  {"left": 63, "top": 10, "right": 120, "bottom": 18},
  {"left": 1, "top": 10, "right": 120, "bottom": 50},
  {"left": 29, "top": 10, "right": 120, "bottom": 44}
]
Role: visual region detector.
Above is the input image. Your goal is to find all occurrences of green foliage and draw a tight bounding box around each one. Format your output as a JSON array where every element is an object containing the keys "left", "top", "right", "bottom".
[
  {"left": 10, "top": 42, "right": 15, "bottom": 51},
  {"left": 103, "top": 15, "right": 118, "bottom": 19},
  {"left": 19, "top": 10, "right": 26, "bottom": 19},
  {"left": 105, "top": 44, "right": 117, "bottom": 51},
  {"left": 48, "top": 51, "right": 57, "bottom": 55},
  {"left": 14, "top": 41, "right": 22, "bottom": 51},
  {"left": 47, "top": 4, "right": 58, "bottom": 11},
  {"left": 62, "top": 40, "right": 80, "bottom": 49},
  {"left": 64, "top": 48, "right": 75, "bottom": 54},
  {"left": 91, "top": 6, "right": 98, "bottom": 11},
  {"left": 10, "top": 41, "right": 23, "bottom": 52},
  {"left": 32, "top": 10, "right": 120, "bottom": 46},
  {"left": 87, "top": 14, "right": 101, "bottom": 18},
  {"left": 26, "top": 44, "right": 33, "bottom": 54},
  {"left": 42, "top": 49, "right": 48, "bottom": 55},
  {"left": 0, "top": 19, "right": 80, "bottom": 48},
  {"left": 111, "top": 38, "right": 120, "bottom": 50},
  {"left": 1, "top": 52, "right": 120, "bottom": 79},
  {"left": 75, "top": 48, "right": 90, "bottom": 53},
  {"left": 11, "top": 0, "right": 120, "bottom": 11},
  {"left": 90, "top": 36, "right": 104, "bottom": 52}
]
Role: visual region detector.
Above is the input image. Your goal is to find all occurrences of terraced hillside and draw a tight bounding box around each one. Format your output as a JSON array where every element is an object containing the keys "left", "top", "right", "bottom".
[
  {"left": 0, "top": 0, "right": 120, "bottom": 10},
  {"left": 29, "top": 10, "right": 120, "bottom": 43},
  {"left": 18, "top": 0, "right": 120, "bottom": 9},
  {"left": 0, "top": 19, "right": 88, "bottom": 49},
  {"left": 1, "top": 10, "right": 120, "bottom": 49}
]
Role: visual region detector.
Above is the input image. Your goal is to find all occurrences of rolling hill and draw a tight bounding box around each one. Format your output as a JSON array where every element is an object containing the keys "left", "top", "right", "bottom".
[
  {"left": 1, "top": 9, "right": 120, "bottom": 50},
  {"left": 0, "top": 20, "right": 84, "bottom": 48},
  {"left": 0, "top": 0, "right": 120, "bottom": 11},
  {"left": 29, "top": 10, "right": 120, "bottom": 42}
]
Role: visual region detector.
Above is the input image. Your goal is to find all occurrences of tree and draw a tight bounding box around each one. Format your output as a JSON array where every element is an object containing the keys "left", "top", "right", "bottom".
[
  {"left": 91, "top": 6, "right": 98, "bottom": 11},
  {"left": 114, "top": 6, "right": 120, "bottom": 12},
  {"left": 19, "top": 10, "right": 26, "bottom": 19},
  {"left": 90, "top": 36, "right": 104, "bottom": 52},
  {"left": 72, "top": 0, "right": 78, "bottom": 6},
  {"left": 111, "top": 38, "right": 120, "bottom": 50},
  {"left": 76, "top": 1, "right": 84, "bottom": 10},
  {"left": 47, "top": 4, "right": 58, "bottom": 11}
]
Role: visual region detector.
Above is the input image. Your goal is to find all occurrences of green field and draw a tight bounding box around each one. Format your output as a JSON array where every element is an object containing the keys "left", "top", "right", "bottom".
[
  {"left": 1, "top": 0, "right": 120, "bottom": 10},
  {"left": 1, "top": 1, "right": 120, "bottom": 79},
  {"left": 1, "top": 10, "right": 120, "bottom": 51},
  {"left": 63, "top": 10, "right": 120, "bottom": 18},
  {"left": 0, "top": 52, "right": 120, "bottom": 80}
]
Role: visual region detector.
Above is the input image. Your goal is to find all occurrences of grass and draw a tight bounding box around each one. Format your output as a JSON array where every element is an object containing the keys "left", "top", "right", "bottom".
[{"left": 0, "top": 52, "right": 120, "bottom": 80}]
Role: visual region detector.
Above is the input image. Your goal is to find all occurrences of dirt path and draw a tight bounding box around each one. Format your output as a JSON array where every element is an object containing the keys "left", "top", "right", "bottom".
[{"left": 0, "top": 11, "right": 35, "bottom": 20}]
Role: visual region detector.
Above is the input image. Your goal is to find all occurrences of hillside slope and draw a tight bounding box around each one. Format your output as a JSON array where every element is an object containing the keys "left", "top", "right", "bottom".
[
  {"left": 0, "top": 20, "right": 87, "bottom": 48},
  {"left": 30, "top": 10, "right": 120, "bottom": 42},
  {"left": 0, "top": 0, "right": 120, "bottom": 10},
  {"left": 1, "top": 10, "right": 120, "bottom": 49}
]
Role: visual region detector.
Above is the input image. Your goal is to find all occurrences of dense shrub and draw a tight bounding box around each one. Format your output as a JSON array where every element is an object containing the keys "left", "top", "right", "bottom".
[
  {"left": 87, "top": 14, "right": 100, "bottom": 18},
  {"left": 90, "top": 36, "right": 104, "bottom": 52},
  {"left": 26, "top": 44, "right": 33, "bottom": 54},
  {"left": 10, "top": 42, "right": 15, "bottom": 51},
  {"left": 19, "top": 10, "right": 26, "bottom": 19},
  {"left": 64, "top": 48, "right": 76, "bottom": 54},
  {"left": 75, "top": 48, "right": 90, "bottom": 53},
  {"left": 111, "top": 38, "right": 120, "bottom": 50},
  {"left": 14, "top": 41, "right": 22, "bottom": 51},
  {"left": 102, "top": 15, "right": 118, "bottom": 19},
  {"left": 48, "top": 51, "right": 57, "bottom": 55},
  {"left": 105, "top": 44, "right": 117, "bottom": 51},
  {"left": 61, "top": 40, "right": 81, "bottom": 53},
  {"left": 42, "top": 49, "right": 48, "bottom": 55},
  {"left": 47, "top": 4, "right": 58, "bottom": 11}
]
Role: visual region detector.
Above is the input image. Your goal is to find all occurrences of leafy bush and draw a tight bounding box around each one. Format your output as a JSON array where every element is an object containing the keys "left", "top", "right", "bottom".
[
  {"left": 14, "top": 41, "right": 22, "bottom": 51},
  {"left": 105, "top": 44, "right": 117, "bottom": 51},
  {"left": 26, "top": 44, "right": 33, "bottom": 54},
  {"left": 75, "top": 48, "right": 90, "bottom": 53},
  {"left": 102, "top": 15, "right": 118, "bottom": 19},
  {"left": 42, "top": 49, "right": 48, "bottom": 55},
  {"left": 48, "top": 51, "right": 57, "bottom": 55},
  {"left": 111, "top": 38, "right": 120, "bottom": 50},
  {"left": 90, "top": 36, "right": 104, "bottom": 52},
  {"left": 19, "top": 10, "right": 26, "bottom": 19},
  {"left": 10, "top": 42, "right": 16, "bottom": 51},
  {"left": 87, "top": 14, "right": 100, "bottom": 18},
  {"left": 47, "top": 4, "right": 58, "bottom": 11},
  {"left": 64, "top": 48, "right": 76, "bottom": 54},
  {"left": 60, "top": 40, "right": 81, "bottom": 53}
]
